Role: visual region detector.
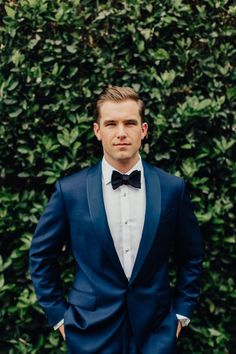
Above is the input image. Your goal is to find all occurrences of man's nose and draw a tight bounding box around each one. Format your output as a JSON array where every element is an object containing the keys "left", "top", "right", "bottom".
[{"left": 116, "top": 124, "right": 127, "bottom": 138}]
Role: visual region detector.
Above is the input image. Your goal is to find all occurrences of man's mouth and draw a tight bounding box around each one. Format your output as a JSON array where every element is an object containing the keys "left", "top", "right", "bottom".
[{"left": 114, "top": 143, "right": 130, "bottom": 146}]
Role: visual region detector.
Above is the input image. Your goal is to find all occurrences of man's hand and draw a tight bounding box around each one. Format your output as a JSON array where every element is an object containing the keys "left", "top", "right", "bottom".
[
  {"left": 176, "top": 320, "right": 182, "bottom": 339},
  {"left": 58, "top": 324, "right": 65, "bottom": 340}
]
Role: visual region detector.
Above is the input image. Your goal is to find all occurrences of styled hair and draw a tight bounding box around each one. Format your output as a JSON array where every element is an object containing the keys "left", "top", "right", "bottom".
[{"left": 95, "top": 86, "right": 145, "bottom": 123}]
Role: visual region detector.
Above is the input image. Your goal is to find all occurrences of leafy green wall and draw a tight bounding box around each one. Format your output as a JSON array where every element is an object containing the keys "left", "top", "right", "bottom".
[{"left": 0, "top": 0, "right": 235, "bottom": 353}]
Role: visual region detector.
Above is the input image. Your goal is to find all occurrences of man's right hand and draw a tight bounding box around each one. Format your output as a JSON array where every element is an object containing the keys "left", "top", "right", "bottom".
[{"left": 58, "top": 324, "right": 65, "bottom": 340}]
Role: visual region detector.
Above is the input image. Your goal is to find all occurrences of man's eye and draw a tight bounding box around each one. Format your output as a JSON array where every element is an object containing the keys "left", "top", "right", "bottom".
[{"left": 106, "top": 123, "right": 115, "bottom": 126}]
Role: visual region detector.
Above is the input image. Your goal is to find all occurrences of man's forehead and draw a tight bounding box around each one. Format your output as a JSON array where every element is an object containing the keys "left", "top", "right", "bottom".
[
  {"left": 100, "top": 99, "right": 139, "bottom": 111},
  {"left": 99, "top": 100, "right": 140, "bottom": 119}
]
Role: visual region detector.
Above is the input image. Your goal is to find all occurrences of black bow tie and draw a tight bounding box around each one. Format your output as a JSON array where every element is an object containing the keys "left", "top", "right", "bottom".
[{"left": 111, "top": 170, "right": 141, "bottom": 190}]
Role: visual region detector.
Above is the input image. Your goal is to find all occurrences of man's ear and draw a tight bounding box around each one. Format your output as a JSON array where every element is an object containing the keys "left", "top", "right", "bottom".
[
  {"left": 93, "top": 122, "right": 101, "bottom": 141},
  {"left": 141, "top": 122, "right": 148, "bottom": 140}
]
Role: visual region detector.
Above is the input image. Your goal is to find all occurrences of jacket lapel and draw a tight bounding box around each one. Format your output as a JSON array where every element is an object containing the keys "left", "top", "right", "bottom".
[
  {"left": 87, "top": 162, "right": 127, "bottom": 283},
  {"left": 129, "top": 161, "right": 161, "bottom": 284}
]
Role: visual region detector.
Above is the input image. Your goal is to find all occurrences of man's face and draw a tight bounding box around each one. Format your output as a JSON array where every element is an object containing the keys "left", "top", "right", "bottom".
[{"left": 93, "top": 99, "right": 148, "bottom": 170}]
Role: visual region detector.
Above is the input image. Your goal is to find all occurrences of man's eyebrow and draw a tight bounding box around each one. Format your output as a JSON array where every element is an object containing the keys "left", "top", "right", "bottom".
[
  {"left": 125, "top": 119, "right": 138, "bottom": 124},
  {"left": 104, "top": 119, "right": 116, "bottom": 125}
]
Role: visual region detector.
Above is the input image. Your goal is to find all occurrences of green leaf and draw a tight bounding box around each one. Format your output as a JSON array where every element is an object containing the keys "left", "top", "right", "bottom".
[
  {"left": 70, "top": 127, "right": 79, "bottom": 143},
  {"left": 46, "top": 176, "right": 58, "bottom": 184},
  {"left": 155, "top": 48, "right": 170, "bottom": 60},
  {"left": 18, "top": 172, "right": 31, "bottom": 177},
  {"left": 5, "top": 5, "right": 15, "bottom": 19},
  {"left": 224, "top": 237, "right": 235, "bottom": 244},
  {"left": 197, "top": 99, "right": 212, "bottom": 110},
  {"left": 159, "top": 70, "right": 176, "bottom": 86},
  {"left": 9, "top": 108, "right": 22, "bottom": 118},
  {"left": 132, "top": 84, "right": 141, "bottom": 92},
  {"left": 17, "top": 146, "right": 30, "bottom": 154},
  {"left": 7, "top": 81, "right": 19, "bottom": 91},
  {"left": 137, "top": 40, "right": 145, "bottom": 53},
  {"left": 196, "top": 212, "right": 212, "bottom": 222},
  {"left": 226, "top": 87, "right": 236, "bottom": 101},
  {"left": 57, "top": 129, "right": 71, "bottom": 147},
  {"left": 208, "top": 328, "right": 222, "bottom": 337},
  {"left": 0, "top": 274, "right": 4, "bottom": 288},
  {"left": 66, "top": 45, "right": 77, "bottom": 54}
]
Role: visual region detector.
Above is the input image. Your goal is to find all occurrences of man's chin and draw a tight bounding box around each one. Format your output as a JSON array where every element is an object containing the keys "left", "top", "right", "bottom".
[
  {"left": 115, "top": 152, "right": 131, "bottom": 161},
  {"left": 116, "top": 154, "right": 140, "bottom": 166}
]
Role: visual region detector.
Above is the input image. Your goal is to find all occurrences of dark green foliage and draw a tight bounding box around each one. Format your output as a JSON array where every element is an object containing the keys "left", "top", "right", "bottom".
[{"left": 0, "top": 0, "right": 235, "bottom": 352}]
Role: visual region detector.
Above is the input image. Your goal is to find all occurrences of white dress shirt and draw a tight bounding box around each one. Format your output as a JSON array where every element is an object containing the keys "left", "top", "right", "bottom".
[{"left": 102, "top": 157, "right": 145, "bottom": 280}]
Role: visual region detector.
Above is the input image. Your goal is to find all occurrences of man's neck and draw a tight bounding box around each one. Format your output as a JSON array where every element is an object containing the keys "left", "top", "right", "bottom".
[{"left": 103, "top": 156, "right": 140, "bottom": 174}]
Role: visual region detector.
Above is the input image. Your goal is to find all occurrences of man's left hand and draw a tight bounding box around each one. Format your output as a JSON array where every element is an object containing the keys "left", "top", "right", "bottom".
[{"left": 176, "top": 320, "right": 182, "bottom": 339}]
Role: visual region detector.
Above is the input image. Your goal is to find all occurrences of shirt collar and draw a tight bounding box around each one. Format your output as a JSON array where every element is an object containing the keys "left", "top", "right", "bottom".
[{"left": 102, "top": 156, "right": 143, "bottom": 186}]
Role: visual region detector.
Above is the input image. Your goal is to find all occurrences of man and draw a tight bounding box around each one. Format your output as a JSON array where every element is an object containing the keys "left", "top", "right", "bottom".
[{"left": 29, "top": 86, "right": 203, "bottom": 354}]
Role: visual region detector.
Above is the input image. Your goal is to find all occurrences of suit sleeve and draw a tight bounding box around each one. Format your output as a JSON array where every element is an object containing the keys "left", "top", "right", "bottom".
[
  {"left": 29, "top": 180, "right": 68, "bottom": 327},
  {"left": 173, "top": 180, "right": 204, "bottom": 319}
]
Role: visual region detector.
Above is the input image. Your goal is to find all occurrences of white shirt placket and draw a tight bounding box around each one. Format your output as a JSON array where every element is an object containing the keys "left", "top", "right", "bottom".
[{"left": 120, "top": 184, "right": 132, "bottom": 279}]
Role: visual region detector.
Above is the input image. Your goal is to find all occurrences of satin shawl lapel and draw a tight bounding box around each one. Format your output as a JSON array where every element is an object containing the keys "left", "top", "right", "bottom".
[
  {"left": 87, "top": 162, "right": 127, "bottom": 283},
  {"left": 130, "top": 161, "right": 161, "bottom": 284}
]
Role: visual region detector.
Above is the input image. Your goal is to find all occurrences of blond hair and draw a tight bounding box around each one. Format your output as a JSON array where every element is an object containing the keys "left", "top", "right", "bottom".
[{"left": 95, "top": 86, "right": 145, "bottom": 123}]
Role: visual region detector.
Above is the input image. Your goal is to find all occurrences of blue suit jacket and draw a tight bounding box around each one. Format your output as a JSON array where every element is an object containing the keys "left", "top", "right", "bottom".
[{"left": 29, "top": 160, "right": 203, "bottom": 353}]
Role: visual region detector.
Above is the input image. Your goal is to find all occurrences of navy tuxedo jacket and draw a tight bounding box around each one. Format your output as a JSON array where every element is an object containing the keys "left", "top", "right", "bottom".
[{"left": 29, "top": 160, "right": 203, "bottom": 353}]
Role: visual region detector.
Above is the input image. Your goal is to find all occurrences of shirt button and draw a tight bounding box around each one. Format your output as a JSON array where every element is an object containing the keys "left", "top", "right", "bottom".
[
  {"left": 125, "top": 221, "right": 128, "bottom": 224},
  {"left": 125, "top": 249, "right": 129, "bottom": 253},
  {"left": 123, "top": 193, "right": 127, "bottom": 197}
]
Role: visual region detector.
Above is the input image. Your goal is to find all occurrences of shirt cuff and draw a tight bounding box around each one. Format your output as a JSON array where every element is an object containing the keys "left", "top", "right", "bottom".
[
  {"left": 176, "top": 314, "right": 190, "bottom": 327},
  {"left": 53, "top": 319, "right": 64, "bottom": 330}
]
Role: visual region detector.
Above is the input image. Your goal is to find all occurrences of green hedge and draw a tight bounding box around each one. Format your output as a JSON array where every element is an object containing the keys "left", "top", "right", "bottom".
[{"left": 0, "top": 0, "right": 235, "bottom": 353}]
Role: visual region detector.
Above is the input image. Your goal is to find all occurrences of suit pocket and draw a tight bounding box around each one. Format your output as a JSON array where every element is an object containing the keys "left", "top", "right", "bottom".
[{"left": 67, "top": 288, "right": 96, "bottom": 311}]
